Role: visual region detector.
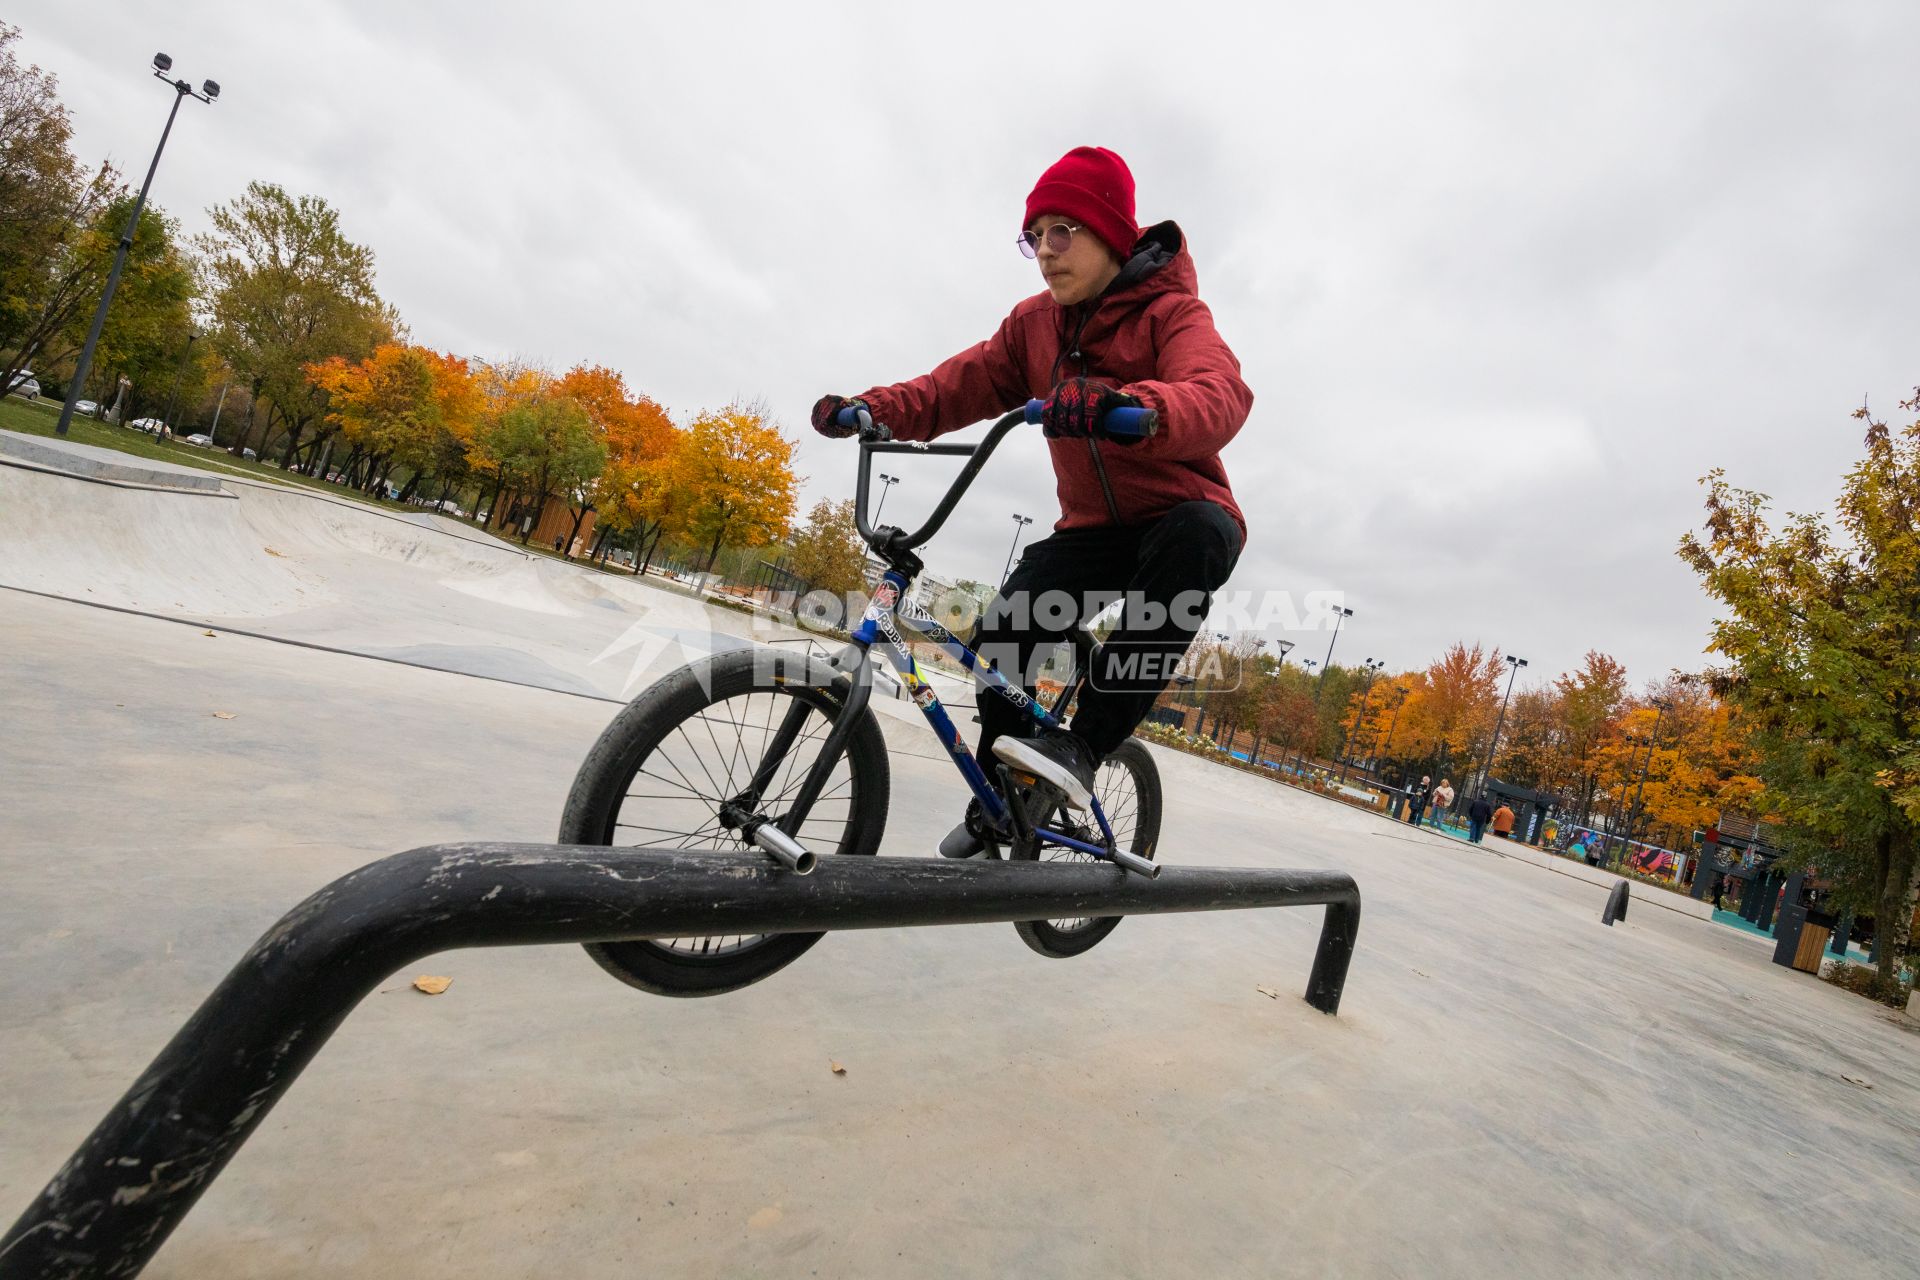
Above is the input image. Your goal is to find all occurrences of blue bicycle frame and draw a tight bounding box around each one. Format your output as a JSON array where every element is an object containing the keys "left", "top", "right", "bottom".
[
  {"left": 847, "top": 566, "right": 1118, "bottom": 857},
  {"left": 780, "top": 399, "right": 1158, "bottom": 865}
]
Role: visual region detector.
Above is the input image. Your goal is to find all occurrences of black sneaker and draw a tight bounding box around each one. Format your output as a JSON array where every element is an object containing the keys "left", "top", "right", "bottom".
[{"left": 992, "top": 729, "right": 1097, "bottom": 811}]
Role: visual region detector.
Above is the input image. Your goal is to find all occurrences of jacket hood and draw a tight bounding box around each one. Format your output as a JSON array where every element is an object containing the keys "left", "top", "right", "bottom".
[{"left": 1104, "top": 220, "right": 1195, "bottom": 302}]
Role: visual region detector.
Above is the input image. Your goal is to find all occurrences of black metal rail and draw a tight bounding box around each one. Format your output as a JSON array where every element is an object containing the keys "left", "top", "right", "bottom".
[{"left": 0, "top": 844, "right": 1360, "bottom": 1279}]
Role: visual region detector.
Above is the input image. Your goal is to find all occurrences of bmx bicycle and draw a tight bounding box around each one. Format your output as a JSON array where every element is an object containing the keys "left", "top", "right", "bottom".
[{"left": 560, "top": 399, "right": 1167, "bottom": 995}]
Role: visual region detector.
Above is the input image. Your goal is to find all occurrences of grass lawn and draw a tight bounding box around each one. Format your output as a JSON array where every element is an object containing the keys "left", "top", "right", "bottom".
[
  {"left": 0, "top": 393, "right": 460, "bottom": 518},
  {"left": 0, "top": 394, "right": 721, "bottom": 585}
]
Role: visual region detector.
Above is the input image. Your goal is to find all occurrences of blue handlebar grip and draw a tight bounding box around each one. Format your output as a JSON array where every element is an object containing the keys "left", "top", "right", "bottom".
[
  {"left": 1102, "top": 406, "right": 1157, "bottom": 438},
  {"left": 1023, "top": 398, "right": 1158, "bottom": 438},
  {"left": 836, "top": 406, "right": 865, "bottom": 429}
]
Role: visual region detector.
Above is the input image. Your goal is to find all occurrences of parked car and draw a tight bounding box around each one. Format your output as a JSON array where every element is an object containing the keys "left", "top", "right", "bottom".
[
  {"left": 128, "top": 417, "right": 169, "bottom": 436},
  {"left": 182, "top": 433, "right": 213, "bottom": 447},
  {"left": 73, "top": 399, "right": 101, "bottom": 417},
  {"left": 5, "top": 371, "right": 41, "bottom": 399}
]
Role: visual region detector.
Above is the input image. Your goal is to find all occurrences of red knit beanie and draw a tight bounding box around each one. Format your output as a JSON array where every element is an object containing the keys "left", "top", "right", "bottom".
[{"left": 1023, "top": 146, "right": 1139, "bottom": 262}]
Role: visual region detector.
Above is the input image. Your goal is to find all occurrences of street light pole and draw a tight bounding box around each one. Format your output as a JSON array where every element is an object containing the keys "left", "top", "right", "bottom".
[
  {"left": 56, "top": 55, "right": 219, "bottom": 438},
  {"left": 1478, "top": 654, "right": 1528, "bottom": 795},
  {"left": 872, "top": 472, "right": 898, "bottom": 525},
  {"left": 1317, "top": 606, "right": 1353, "bottom": 697},
  {"left": 1000, "top": 513, "right": 1034, "bottom": 587}
]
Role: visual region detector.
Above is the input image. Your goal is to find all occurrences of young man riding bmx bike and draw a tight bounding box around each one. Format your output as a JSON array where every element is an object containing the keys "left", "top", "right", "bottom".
[{"left": 813, "top": 144, "right": 1253, "bottom": 857}]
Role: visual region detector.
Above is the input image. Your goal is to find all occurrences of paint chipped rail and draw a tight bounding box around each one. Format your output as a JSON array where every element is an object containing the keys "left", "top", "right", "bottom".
[{"left": 0, "top": 843, "right": 1359, "bottom": 1278}]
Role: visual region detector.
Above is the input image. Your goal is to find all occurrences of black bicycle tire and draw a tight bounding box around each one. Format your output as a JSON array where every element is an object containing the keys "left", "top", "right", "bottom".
[
  {"left": 1012, "top": 737, "right": 1162, "bottom": 958},
  {"left": 560, "top": 647, "right": 891, "bottom": 996}
]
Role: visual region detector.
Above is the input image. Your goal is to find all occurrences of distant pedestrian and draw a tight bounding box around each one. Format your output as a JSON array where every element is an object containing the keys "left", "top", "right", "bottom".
[
  {"left": 1466, "top": 792, "right": 1494, "bottom": 843},
  {"left": 1428, "top": 779, "right": 1454, "bottom": 827},
  {"left": 1492, "top": 802, "right": 1516, "bottom": 839},
  {"left": 1405, "top": 774, "right": 1431, "bottom": 825}
]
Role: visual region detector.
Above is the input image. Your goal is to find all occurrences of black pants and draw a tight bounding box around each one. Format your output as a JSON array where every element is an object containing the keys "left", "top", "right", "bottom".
[{"left": 973, "top": 500, "right": 1242, "bottom": 764}]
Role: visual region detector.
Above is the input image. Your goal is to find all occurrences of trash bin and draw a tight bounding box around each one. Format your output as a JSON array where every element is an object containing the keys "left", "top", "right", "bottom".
[
  {"left": 1794, "top": 908, "right": 1837, "bottom": 974},
  {"left": 1792, "top": 924, "right": 1831, "bottom": 973}
]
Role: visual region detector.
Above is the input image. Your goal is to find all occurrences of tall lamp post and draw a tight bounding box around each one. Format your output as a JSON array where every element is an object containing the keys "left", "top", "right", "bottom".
[
  {"left": 1316, "top": 605, "right": 1354, "bottom": 697},
  {"left": 1271, "top": 639, "right": 1295, "bottom": 668},
  {"left": 56, "top": 54, "right": 219, "bottom": 438},
  {"left": 1477, "top": 653, "right": 1528, "bottom": 795},
  {"left": 1000, "top": 513, "right": 1034, "bottom": 587},
  {"left": 872, "top": 472, "right": 898, "bottom": 525}
]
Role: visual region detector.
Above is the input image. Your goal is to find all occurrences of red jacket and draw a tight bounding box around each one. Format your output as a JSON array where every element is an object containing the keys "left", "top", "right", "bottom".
[{"left": 858, "top": 222, "right": 1251, "bottom": 540}]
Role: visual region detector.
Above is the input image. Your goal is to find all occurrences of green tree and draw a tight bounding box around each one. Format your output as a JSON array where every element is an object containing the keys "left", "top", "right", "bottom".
[
  {"left": 197, "top": 181, "right": 394, "bottom": 467},
  {"left": 67, "top": 200, "right": 199, "bottom": 421},
  {"left": 0, "top": 22, "right": 123, "bottom": 397},
  {"left": 479, "top": 392, "right": 605, "bottom": 545},
  {"left": 1679, "top": 391, "right": 1920, "bottom": 983}
]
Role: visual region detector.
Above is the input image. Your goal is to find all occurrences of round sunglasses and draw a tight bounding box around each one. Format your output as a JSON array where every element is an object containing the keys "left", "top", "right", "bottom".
[{"left": 1016, "top": 222, "right": 1084, "bottom": 260}]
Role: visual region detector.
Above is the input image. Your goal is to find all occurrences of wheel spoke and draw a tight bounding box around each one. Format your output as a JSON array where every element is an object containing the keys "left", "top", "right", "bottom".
[{"left": 602, "top": 681, "right": 863, "bottom": 961}]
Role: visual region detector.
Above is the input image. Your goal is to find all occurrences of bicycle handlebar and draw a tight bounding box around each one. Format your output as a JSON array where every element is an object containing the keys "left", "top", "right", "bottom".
[
  {"left": 849, "top": 399, "right": 1158, "bottom": 556},
  {"left": 1021, "top": 398, "right": 1158, "bottom": 439}
]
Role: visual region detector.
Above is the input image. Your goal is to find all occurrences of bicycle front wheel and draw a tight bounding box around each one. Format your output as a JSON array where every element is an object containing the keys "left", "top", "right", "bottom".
[
  {"left": 1011, "top": 736, "right": 1162, "bottom": 958},
  {"left": 560, "top": 647, "right": 891, "bottom": 996}
]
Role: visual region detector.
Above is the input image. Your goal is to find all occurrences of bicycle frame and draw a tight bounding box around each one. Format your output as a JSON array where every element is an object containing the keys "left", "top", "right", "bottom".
[{"left": 752, "top": 405, "right": 1127, "bottom": 863}]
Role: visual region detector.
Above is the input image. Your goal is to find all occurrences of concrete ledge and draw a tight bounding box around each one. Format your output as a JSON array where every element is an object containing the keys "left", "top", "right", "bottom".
[{"left": 0, "top": 432, "right": 229, "bottom": 495}]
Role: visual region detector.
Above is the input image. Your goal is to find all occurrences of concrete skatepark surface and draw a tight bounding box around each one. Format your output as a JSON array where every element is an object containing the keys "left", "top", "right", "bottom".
[{"left": 5, "top": 443, "right": 1920, "bottom": 1277}]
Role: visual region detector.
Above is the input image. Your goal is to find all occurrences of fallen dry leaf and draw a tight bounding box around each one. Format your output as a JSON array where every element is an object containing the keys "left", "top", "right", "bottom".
[
  {"left": 202, "top": 630, "right": 216, "bottom": 637},
  {"left": 211, "top": 711, "right": 236, "bottom": 720},
  {"left": 263, "top": 546, "right": 285, "bottom": 557},
  {"left": 1841, "top": 1073, "right": 1873, "bottom": 1090},
  {"left": 1255, "top": 985, "right": 1281, "bottom": 999},
  {"left": 413, "top": 975, "right": 453, "bottom": 995},
  {"left": 829, "top": 1060, "right": 847, "bottom": 1076}
]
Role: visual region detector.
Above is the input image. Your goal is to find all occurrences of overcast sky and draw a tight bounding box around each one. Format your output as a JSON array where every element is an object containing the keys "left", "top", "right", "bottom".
[{"left": 20, "top": 1, "right": 1920, "bottom": 694}]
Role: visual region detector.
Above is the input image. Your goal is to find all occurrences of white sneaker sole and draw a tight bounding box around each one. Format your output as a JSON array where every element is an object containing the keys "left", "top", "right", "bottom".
[{"left": 992, "top": 739, "right": 1093, "bottom": 811}]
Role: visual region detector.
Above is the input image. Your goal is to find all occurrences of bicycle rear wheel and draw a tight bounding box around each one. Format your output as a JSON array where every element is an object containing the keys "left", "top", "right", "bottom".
[
  {"left": 1011, "top": 737, "right": 1162, "bottom": 958},
  {"left": 560, "top": 647, "right": 891, "bottom": 996}
]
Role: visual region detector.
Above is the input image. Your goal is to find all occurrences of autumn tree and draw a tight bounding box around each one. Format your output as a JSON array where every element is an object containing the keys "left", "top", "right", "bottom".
[
  {"left": 198, "top": 181, "right": 394, "bottom": 467},
  {"left": 0, "top": 24, "right": 127, "bottom": 399},
  {"left": 1396, "top": 642, "right": 1503, "bottom": 788},
  {"left": 1680, "top": 390, "right": 1920, "bottom": 981},
  {"left": 305, "top": 343, "right": 449, "bottom": 496},
  {"left": 1256, "top": 665, "right": 1321, "bottom": 768},
  {"left": 557, "top": 363, "right": 675, "bottom": 555},
  {"left": 676, "top": 402, "right": 797, "bottom": 574},
  {"left": 1553, "top": 651, "right": 1630, "bottom": 822},
  {"left": 786, "top": 498, "right": 868, "bottom": 597}
]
